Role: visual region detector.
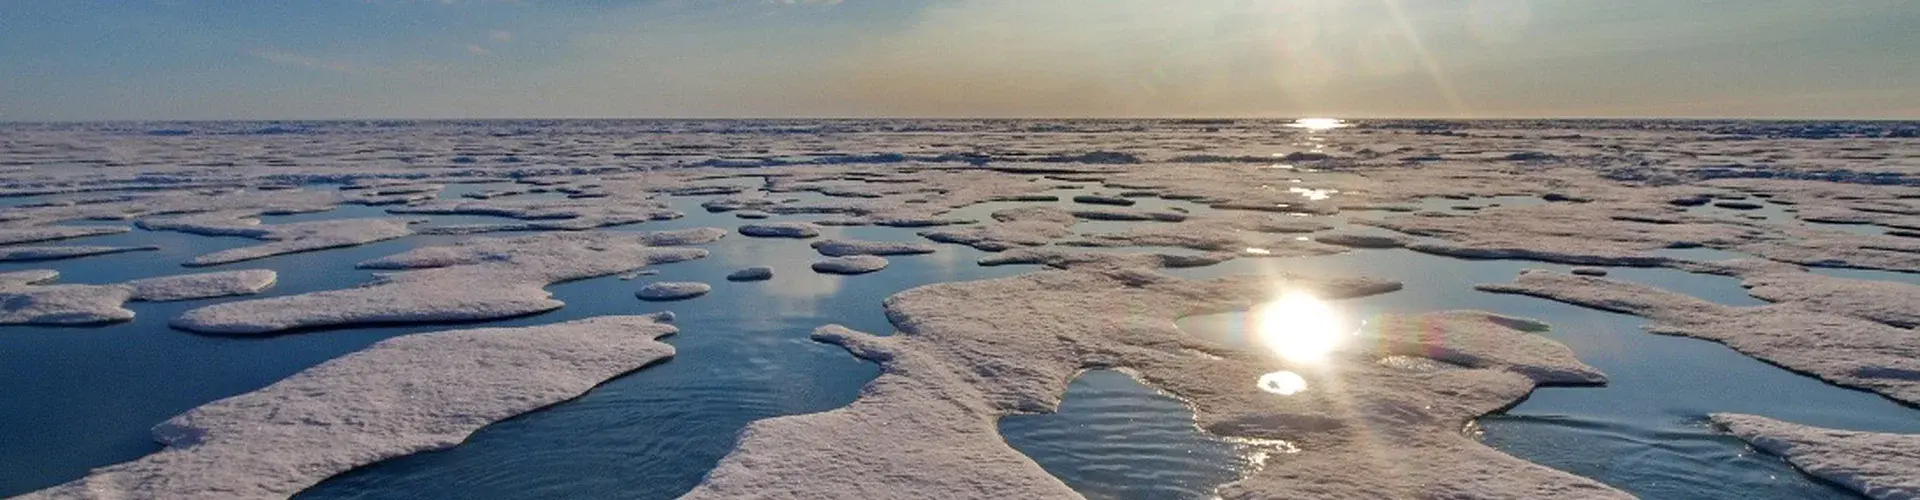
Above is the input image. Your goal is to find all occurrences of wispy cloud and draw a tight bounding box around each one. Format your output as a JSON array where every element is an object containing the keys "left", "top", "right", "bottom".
[
  {"left": 466, "top": 44, "right": 491, "bottom": 56},
  {"left": 489, "top": 30, "right": 513, "bottom": 42},
  {"left": 245, "top": 48, "right": 355, "bottom": 73}
]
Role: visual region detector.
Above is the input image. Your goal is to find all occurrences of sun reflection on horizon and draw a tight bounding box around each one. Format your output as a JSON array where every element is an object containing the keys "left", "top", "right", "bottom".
[{"left": 1286, "top": 117, "right": 1348, "bottom": 131}]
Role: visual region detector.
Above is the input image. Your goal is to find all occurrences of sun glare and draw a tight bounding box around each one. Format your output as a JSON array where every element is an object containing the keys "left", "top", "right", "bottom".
[
  {"left": 1287, "top": 117, "right": 1348, "bottom": 131},
  {"left": 1249, "top": 290, "right": 1352, "bottom": 364},
  {"left": 1257, "top": 370, "right": 1309, "bottom": 396}
]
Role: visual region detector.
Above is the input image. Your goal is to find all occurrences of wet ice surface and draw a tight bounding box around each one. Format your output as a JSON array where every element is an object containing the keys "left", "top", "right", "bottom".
[
  {"left": 4, "top": 119, "right": 1920, "bottom": 499},
  {"left": 1168, "top": 250, "right": 1913, "bottom": 499}
]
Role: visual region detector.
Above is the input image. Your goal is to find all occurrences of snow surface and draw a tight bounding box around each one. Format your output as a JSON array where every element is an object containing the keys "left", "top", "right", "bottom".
[
  {"left": 635, "top": 281, "right": 713, "bottom": 301},
  {"left": 170, "top": 229, "right": 722, "bottom": 334},
  {"left": 1479, "top": 269, "right": 1920, "bottom": 405},
  {"left": 809, "top": 239, "right": 939, "bottom": 257},
  {"left": 736, "top": 221, "right": 822, "bottom": 239},
  {"left": 18, "top": 315, "right": 679, "bottom": 500},
  {"left": 4, "top": 119, "right": 1919, "bottom": 498},
  {"left": 811, "top": 255, "right": 890, "bottom": 275},
  {"left": 726, "top": 266, "right": 774, "bottom": 282},
  {"left": 1713, "top": 414, "right": 1920, "bottom": 500},
  {"left": 140, "top": 213, "right": 416, "bottom": 266},
  {"left": 0, "top": 245, "right": 156, "bottom": 262},
  {"left": 685, "top": 257, "right": 1622, "bottom": 499},
  {"left": 0, "top": 270, "right": 277, "bottom": 326}
]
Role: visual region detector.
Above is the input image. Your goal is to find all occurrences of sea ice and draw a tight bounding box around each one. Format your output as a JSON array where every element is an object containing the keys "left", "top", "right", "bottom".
[
  {"left": 737, "top": 221, "right": 822, "bottom": 239},
  {"left": 811, "top": 255, "right": 889, "bottom": 275},
  {"left": 636, "top": 281, "right": 712, "bottom": 301},
  {"left": 1479, "top": 269, "right": 1920, "bottom": 405},
  {"left": 726, "top": 266, "right": 774, "bottom": 282},
  {"left": 139, "top": 212, "right": 416, "bottom": 266},
  {"left": 809, "top": 239, "right": 938, "bottom": 257},
  {"left": 0, "top": 245, "right": 157, "bottom": 262},
  {"left": 170, "top": 229, "right": 722, "bottom": 334},
  {"left": 1712, "top": 414, "right": 1920, "bottom": 500},
  {"left": 685, "top": 261, "right": 1620, "bottom": 499},
  {"left": 17, "top": 316, "right": 680, "bottom": 500},
  {"left": 0, "top": 270, "right": 277, "bottom": 326}
]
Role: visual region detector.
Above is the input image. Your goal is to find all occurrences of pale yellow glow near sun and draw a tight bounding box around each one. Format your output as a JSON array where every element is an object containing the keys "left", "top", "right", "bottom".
[{"left": 1251, "top": 290, "right": 1351, "bottom": 364}]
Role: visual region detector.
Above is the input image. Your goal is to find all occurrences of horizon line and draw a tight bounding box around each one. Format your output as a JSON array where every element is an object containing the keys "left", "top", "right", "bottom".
[{"left": 4, "top": 115, "right": 1919, "bottom": 125}]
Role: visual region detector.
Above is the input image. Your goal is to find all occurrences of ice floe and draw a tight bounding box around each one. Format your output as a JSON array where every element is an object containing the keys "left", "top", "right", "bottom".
[
  {"left": 17, "top": 316, "right": 679, "bottom": 500},
  {"left": 1712, "top": 414, "right": 1919, "bottom": 500},
  {"left": 0, "top": 245, "right": 156, "bottom": 262},
  {"left": 811, "top": 255, "right": 889, "bottom": 275},
  {"left": 636, "top": 282, "right": 712, "bottom": 301},
  {"left": 170, "top": 229, "right": 722, "bottom": 334},
  {"left": 1, "top": 270, "right": 276, "bottom": 326},
  {"left": 1479, "top": 269, "right": 1920, "bottom": 405}
]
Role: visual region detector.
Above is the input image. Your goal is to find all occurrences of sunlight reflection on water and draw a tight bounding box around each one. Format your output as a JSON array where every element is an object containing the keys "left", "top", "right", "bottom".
[
  {"left": 1247, "top": 290, "right": 1354, "bottom": 364},
  {"left": 1286, "top": 117, "right": 1348, "bottom": 131}
]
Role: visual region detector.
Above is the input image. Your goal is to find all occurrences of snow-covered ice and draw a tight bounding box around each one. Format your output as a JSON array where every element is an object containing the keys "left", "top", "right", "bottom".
[
  {"left": 809, "top": 239, "right": 938, "bottom": 257},
  {"left": 726, "top": 266, "right": 774, "bottom": 282},
  {"left": 170, "top": 229, "right": 722, "bottom": 334},
  {"left": 685, "top": 259, "right": 1621, "bottom": 499},
  {"left": 1712, "top": 414, "right": 1920, "bottom": 500},
  {"left": 635, "top": 281, "right": 712, "bottom": 301},
  {"left": 0, "top": 270, "right": 276, "bottom": 326},
  {"left": 811, "top": 255, "right": 890, "bottom": 275},
  {"left": 736, "top": 221, "right": 822, "bottom": 239},
  {"left": 0, "top": 245, "right": 156, "bottom": 262},
  {"left": 3, "top": 119, "right": 1918, "bottom": 498},
  {"left": 17, "top": 315, "right": 680, "bottom": 500}
]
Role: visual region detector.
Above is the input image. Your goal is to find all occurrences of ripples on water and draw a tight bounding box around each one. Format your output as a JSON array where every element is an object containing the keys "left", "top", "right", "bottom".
[{"left": 1000, "top": 370, "right": 1266, "bottom": 500}]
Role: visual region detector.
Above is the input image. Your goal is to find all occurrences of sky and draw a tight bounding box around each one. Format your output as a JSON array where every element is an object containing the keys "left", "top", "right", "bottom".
[{"left": 2, "top": 0, "right": 1917, "bottom": 121}]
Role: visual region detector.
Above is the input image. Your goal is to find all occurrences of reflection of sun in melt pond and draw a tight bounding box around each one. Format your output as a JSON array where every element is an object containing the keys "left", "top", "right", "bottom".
[{"left": 1248, "top": 290, "right": 1356, "bottom": 395}]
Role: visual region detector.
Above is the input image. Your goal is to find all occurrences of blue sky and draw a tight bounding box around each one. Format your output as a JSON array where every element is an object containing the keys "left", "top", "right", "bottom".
[{"left": 3, "top": 0, "right": 1916, "bottom": 120}]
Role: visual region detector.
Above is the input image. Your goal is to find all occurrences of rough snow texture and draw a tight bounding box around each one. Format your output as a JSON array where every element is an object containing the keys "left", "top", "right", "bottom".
[
  {"left": 389, "top": 197, "right": 683, "bottom": 233},
  {"left": 686, "top": 258, "right": 1622, "bottom": 500},
  {"left": 978, "top": 247, "right": 1240, "bottom": 271},
  {"left": 0, "top": 226, "right": 130, "bottom": 246},
  {"left": 18, "top": 316, "right": 680, "bottom": 500},
  {"left": 0, "top": 270, "right": 60, "bottom": 287},
  {"left": 737, "top": 222, "right": 822, "bottom": 239},
  {"left": 170, "top": 229, "right": 723, "bottom": 334},
  {"left": 1067, "top": 213, "right": 1343, "bottom": 253},
  {"left": 130, "top": 270, "right": 279, "bottom": 302},
  {"left": 139, "top": 213, "right": 416, "bottom": 267},
  {"left": 726, "top": 266, "right": 774, "bottom": 282},
  {"left": 1712, "top": 414, "right": 1920, "bottom": 500},
  {"left": 810, "top": 238, "right": 938, "bottom": 257},
  {"left": 635, "top": 281, "right": 712, "bottom": 301},
  {"left": 919, "top": 207, "right": 1077, "bottom": 252},
  {"left": 0, "top": 270, "right": 277, "bottom": 326},
  {"left": 0, "top": 245, "right": 156, "bottom": 262},
  {"left": 1479, "top": 269, "right": 1920, "bottom": 405},
  {"left": 811, "top": 255, "right": 889, "bottom": 275}
]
